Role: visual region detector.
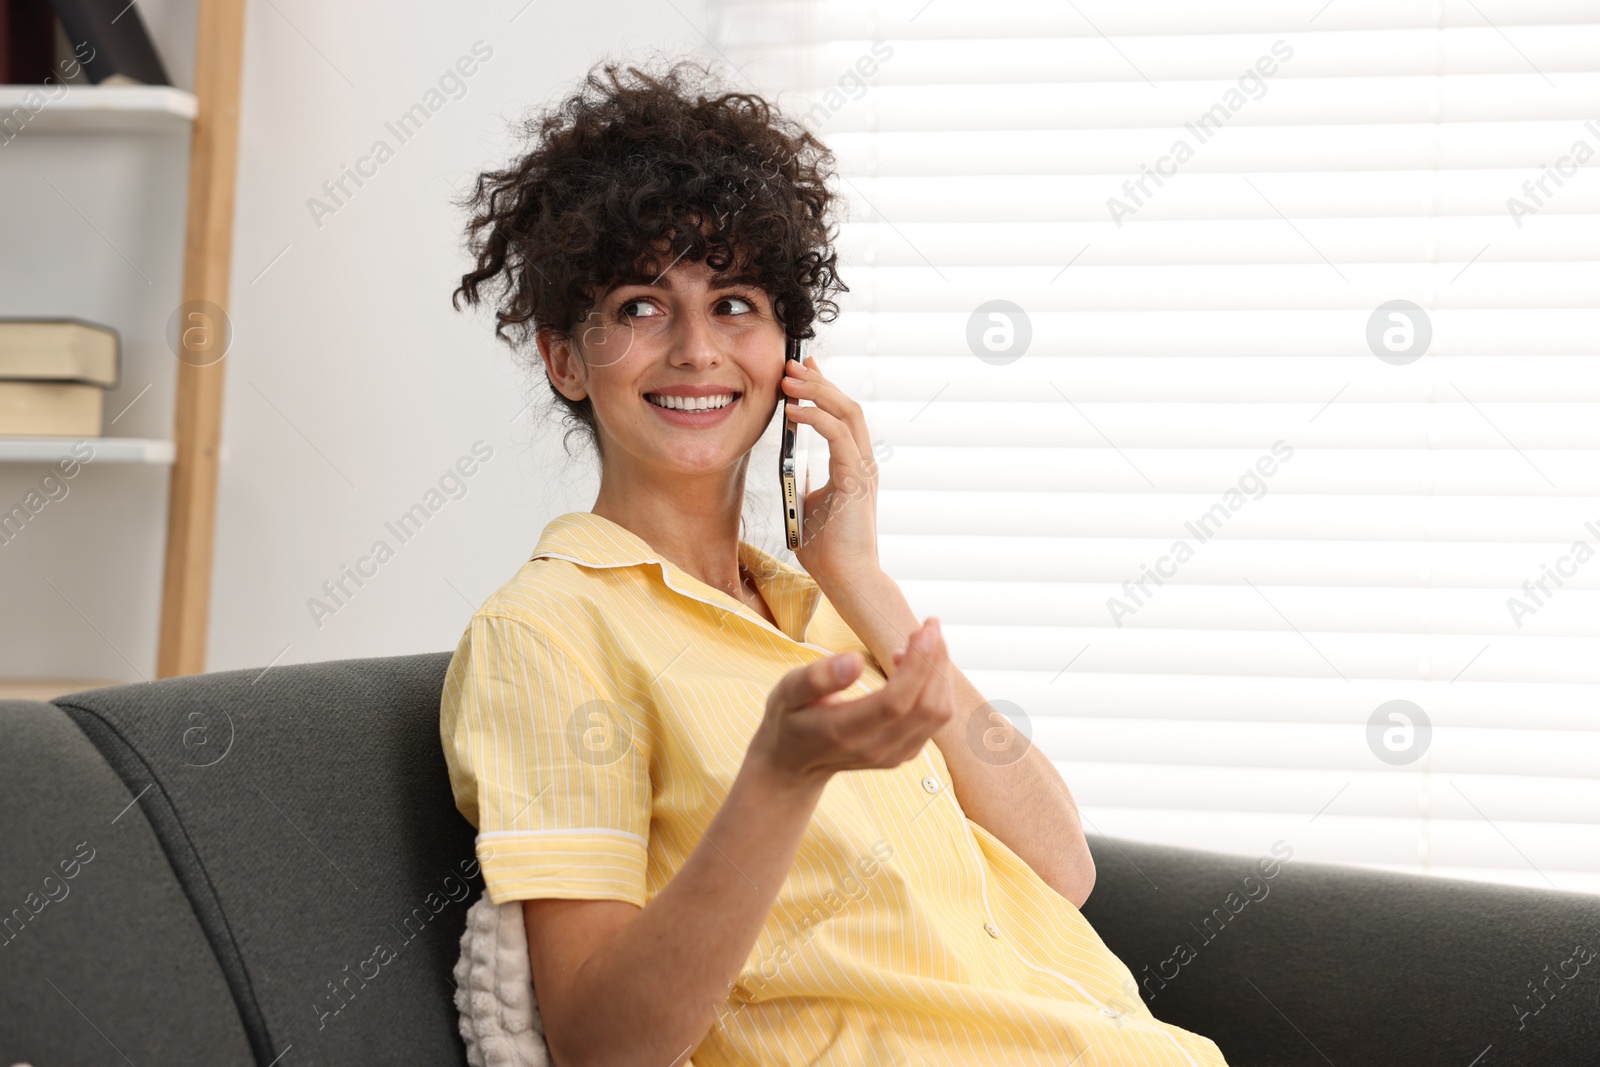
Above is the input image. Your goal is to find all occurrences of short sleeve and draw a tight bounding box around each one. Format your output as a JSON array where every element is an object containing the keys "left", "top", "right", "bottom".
[{"left": 440, "top": 611, "right": 652, "bottom": 907}]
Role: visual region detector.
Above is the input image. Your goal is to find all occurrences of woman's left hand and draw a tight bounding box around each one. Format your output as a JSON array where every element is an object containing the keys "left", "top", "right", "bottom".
[{"left": 781, "top": 354, "right": 884, "bottom": 585}]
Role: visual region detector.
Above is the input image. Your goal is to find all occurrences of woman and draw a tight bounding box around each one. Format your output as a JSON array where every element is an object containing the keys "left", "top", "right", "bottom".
[{"left": 440, "top": 58, "right": 1230, "bottom": 1067}]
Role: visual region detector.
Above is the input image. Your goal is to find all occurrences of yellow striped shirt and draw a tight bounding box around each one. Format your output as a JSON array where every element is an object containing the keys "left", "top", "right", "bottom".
[{"left": 439, "top": 510, "right": 1230, "bottom": 1067}]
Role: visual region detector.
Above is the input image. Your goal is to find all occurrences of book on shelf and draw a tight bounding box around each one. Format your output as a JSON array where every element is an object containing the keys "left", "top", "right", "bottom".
[
  {"left": 0, "top": 380, "right": 103, "bottom": 435},
  {"left": 0, "top": 318, "right": 118, "bottom": 436}
]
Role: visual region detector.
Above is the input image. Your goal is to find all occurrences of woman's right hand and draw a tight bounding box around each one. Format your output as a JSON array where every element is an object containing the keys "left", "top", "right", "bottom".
[{"left": 748, "top": 617, "right": 954, "bottom": 788}]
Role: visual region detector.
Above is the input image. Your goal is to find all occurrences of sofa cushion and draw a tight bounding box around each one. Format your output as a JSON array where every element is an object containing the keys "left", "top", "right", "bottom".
[
  {"left": 53, "top": 651, "right": 480, "bottom": 1067},
  {"left": 0, "top": 699, "right": 254, "bottom": 1066}
]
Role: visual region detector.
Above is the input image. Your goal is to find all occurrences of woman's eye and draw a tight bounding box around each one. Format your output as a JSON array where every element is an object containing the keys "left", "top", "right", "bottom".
[
  {"left": 718, "top": 295, "right": 756, "bottom": 315},
  {"left": 617, "top": 298, "right": 661, "bottom": 320}
]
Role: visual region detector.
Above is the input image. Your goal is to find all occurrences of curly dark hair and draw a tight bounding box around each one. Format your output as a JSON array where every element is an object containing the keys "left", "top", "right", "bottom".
[{"left": 452, "top": 55, "right": 848, "bottom": 459}]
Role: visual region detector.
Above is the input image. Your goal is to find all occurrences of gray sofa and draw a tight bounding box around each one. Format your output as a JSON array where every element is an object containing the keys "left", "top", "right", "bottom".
[{"left": 3, "top": 652, "right": 1596, "bottom": 1066}]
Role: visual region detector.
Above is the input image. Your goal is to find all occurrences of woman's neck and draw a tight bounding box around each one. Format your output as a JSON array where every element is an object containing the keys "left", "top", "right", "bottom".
[{"left": 590, "top": 465, "right": 749, "bottom": 602}]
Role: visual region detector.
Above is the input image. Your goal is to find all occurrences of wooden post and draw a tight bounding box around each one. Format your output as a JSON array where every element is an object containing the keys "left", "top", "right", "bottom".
[{"left": 157, "top": 0, "right": 247, "bottom": 677}]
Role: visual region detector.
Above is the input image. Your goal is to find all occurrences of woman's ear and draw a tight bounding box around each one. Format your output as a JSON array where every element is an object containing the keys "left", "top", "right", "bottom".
[{"left": 535, "top": 326, "right": 588, "bottom": 401}]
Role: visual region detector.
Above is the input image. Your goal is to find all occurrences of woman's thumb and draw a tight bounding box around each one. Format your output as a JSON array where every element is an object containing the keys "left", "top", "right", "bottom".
[{"left": 783, "top": 651, "right": 861, "bottom": 709}]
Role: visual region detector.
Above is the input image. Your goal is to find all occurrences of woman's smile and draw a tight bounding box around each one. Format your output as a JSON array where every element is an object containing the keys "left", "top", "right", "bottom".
[{"left": 643, "top": 384, "right": 744, "bottom": 426}]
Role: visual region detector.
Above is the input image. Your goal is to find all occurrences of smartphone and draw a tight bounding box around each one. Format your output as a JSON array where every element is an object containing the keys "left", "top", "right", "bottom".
[{"left": 780, "top": 334, "right": 807, "bottom": 551}]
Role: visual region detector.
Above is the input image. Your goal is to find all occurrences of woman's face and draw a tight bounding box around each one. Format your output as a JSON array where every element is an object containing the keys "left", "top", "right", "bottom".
[{"left": 543, "top": 255, "right": 787, "bottom": 484}]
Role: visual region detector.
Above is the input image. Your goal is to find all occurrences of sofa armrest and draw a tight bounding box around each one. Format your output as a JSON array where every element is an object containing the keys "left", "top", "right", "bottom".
[
  {"left": 50, "top": 652, "right": 478, "bottom": 1066},
  {"left": 0, "top": 700, "right": 254, "bottom": 1066},
  {"left": 1080, "top": 833, "right": 1600, "bottom": 1067}
]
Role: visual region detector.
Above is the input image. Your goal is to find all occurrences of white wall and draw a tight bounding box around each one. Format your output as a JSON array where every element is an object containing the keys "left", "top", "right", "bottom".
[{"left": 0, "top": 0, "right": 722, "bottom": 681}]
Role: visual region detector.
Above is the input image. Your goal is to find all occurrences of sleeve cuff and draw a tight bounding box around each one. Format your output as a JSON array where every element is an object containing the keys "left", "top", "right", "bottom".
[{"left": 476, "top": 828, "right": 649, "bottom": 907}]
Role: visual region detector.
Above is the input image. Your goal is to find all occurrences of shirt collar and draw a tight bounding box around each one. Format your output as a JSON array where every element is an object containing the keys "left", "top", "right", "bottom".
[{"left": 529, "top": 511, "right": 824, "bottom": 644}]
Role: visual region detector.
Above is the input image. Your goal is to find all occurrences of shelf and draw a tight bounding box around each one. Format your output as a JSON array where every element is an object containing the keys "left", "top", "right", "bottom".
[
  {"left": 0, "top": 436, "right": 175, "bottom": 464},
  {"left": 0, "top": 678, "right": 117, "bottom": 701},
  {"left": 0, "top": 85, "right": 197, "bottom": 135},
  {"left": 0, "top": 0, "right": 244, "bottom": 679}
]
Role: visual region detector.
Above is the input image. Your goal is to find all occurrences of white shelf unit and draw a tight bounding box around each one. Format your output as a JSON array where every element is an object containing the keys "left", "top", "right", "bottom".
[
  {"left": 1, "top": 80, "right": 201, "bottom": 690},
  {"left": 0, "top": 436, "right": 175, "bottom": 464},
  {"left": 0, "top": 85, "right": 197, "bottom": 134},
  {"left": 2, "top": 85, "right": 197, "bottom": 466}
]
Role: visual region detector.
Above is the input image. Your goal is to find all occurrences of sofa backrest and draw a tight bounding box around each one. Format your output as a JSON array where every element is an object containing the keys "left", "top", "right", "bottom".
[{"left": 33, "top": 651, "right": 479, "bottom": 1067}]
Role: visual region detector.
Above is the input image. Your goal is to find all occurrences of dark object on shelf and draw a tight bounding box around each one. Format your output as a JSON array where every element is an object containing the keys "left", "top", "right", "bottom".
[
  {"left": 48, "top": 0, "right": 168, "bottom": 85},
  {"left": 1, "top": 0, "right": 58, "bottom": 83}
]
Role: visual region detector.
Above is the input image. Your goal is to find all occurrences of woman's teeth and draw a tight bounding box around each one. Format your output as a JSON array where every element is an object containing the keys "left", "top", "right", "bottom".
[{"left": 647, "top": 393, "right": 736, "bottom": 412}]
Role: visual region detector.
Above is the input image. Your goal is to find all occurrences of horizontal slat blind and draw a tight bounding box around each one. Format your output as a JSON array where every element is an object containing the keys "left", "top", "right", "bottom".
[{"left": 714, "top": 0, "right": 1600, "bottom": 894}]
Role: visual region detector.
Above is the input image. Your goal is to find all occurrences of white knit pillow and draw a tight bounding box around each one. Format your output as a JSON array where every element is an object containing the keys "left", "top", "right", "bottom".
[{"left": 453, "top": 891, "right": 553, "bottom": 1067}]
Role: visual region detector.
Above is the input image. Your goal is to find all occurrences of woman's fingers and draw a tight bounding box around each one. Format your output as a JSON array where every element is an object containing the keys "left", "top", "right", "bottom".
[
  {"left": 774, "top": 650, "right": 862, "bottom": 715},
  {"left": 784, "top": 390, "right": 876, "bottom": 489},
  {"left": 781, "top": 356, "right": 882, "bottom": 563},
  {"left": 782, "top": 360, "right": 873, "bottom": 470},
  {"left": 768, "top": 618, "right": 952, "bottom": 776},
  {"left": 783, "top": 399, "right": 864, "bottom": 474},
  {"left": 785, "top": 401, "right": 873, "bottom": 528},
  {"left": 783, "top": 356, "right": 875, "bottom": 467},
  {"left": 815, "top": 620, "right": 944, "bottom": 741},
  {"left": 765, "top": 621, "right": 958, "bottom": 779},
  {"left": 884, "top": 618, "right": 939, "bottom": 697},
  {"left": 888, "top": 621, "right": 950, "bottom": 730},
  {"left": 896, "top": 617, "right": 942, "bottom": 674}
]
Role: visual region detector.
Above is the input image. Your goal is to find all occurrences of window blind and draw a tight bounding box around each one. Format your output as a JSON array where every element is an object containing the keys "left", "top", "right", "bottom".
[{"left": 712, "top": 0, "right": 1600, "bottom": 895}]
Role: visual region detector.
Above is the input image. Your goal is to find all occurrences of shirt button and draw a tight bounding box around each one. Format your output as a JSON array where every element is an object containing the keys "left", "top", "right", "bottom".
[
  {"left": 921, "top": 775, "right": 941, "bottom": 793},
  {"left": 1100, "top": 1005, "right": 1120, "bottom": 1018},
  {"left": 983, "top": 921, "right": 1000, "bottom": 938}
]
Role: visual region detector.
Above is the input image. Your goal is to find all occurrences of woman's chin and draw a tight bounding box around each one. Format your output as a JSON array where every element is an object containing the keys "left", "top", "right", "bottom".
[{"left": 636, "top": 431, "right": 759, "bottom": 476}]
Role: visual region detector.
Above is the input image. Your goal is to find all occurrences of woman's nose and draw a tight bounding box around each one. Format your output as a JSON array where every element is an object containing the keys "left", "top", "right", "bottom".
[{"left": 668, "top": 313, "right": 724, "bottom": 368}]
